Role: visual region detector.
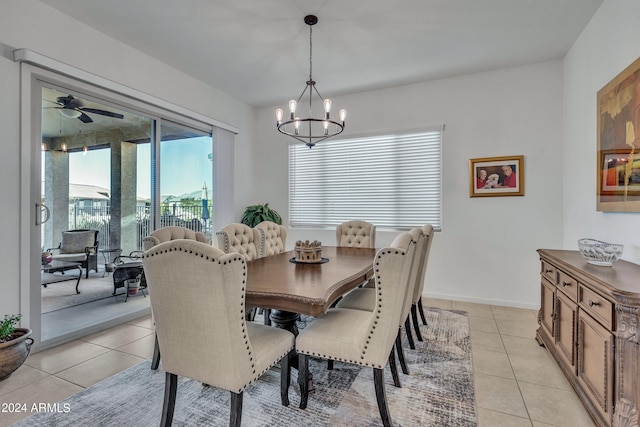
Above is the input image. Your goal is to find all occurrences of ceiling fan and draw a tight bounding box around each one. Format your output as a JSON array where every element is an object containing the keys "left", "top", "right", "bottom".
[{"left": 45, "top": 95, "right": 124, "bottom": 123}]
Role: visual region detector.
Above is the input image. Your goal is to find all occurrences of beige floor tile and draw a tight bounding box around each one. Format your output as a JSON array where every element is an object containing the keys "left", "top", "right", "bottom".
[
  {"left": 469, "top": 316, "right": 499, "bottom": 334},
  {"left": 475, "top": 373, "right": 528, "bottom": 418},
  {"left": 491, "top": 305, "right": 537, "bottom": 321},
  {"left": 115, "top": 333, "right": 156, "bottom": 359},
  {"left": 472, "top": 349, "right": 515, "bottom": 379},
  {"left": 0, "top": 375, "right": 82, "bottom": 427},
  {"left": 531, "top": 422, "right": 559, "bottom": 427},
  {"left": 477, "top": 408, "right": 533, "bottom": 427},
  {"left": 470, "top": 330, "right": 505, "bottom": 353},
  {"left": 422, "top": 297, "right": 452, "bottom": 309},
  {"left": 25, "top": 340, "right": 110, "bottom": 374},
  {"left": 495, "top": 316, "right": 539, "bottom": 339},
  {"left": 519, "top": 382, "right": 596, "bottom": 427},
  {"left": 501, "top": 335, "right": 549, "bottom": 358},
  {"left": 80, "top": 323, "right": 153, "bottom": 349},
  {"left": 0, "top": 364, "right": 50, "bottom": 397},
  {"left": 508, "top": 354, "right": 572, "bottom": 391},
  {"left": 452, "top": 301, "right": 494, "bottom": 318},
  {"left": 127, "top": 314, "right": 154, "bottom": 330},
  {"left": 55, "top": 350, "right": 145, "bottom": 388}
]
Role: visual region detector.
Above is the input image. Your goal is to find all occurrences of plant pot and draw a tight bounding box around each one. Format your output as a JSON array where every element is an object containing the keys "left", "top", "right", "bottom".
[
  {"left": 0, "top": 328, "right": 34, "bottom": 381},
  {"left": 127, "top": 279, "right": 140, "bottom": 296}
]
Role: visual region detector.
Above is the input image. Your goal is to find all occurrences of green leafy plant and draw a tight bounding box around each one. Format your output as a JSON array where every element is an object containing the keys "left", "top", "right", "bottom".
[
  {"left": 0, "top": 315, "right": 21, "bottom": 343},
  {"left": 241, "top": 203, "right": 282, "bottom": 227}
]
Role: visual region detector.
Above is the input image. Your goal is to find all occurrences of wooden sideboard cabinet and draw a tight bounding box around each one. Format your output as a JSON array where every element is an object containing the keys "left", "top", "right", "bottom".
[{"left": 536, "top": 249, "right": 640, "bottom": 427}]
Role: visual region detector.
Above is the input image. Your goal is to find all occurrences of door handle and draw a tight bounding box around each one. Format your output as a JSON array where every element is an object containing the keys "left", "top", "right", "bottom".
[{"left": 36, "top": 203, "right": 50, "bottom": 226}]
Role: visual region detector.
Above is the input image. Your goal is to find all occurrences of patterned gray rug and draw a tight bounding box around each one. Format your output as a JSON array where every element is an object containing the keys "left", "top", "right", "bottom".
[{"left": 14, "top": 308, "right": 476, "bottom": 426}]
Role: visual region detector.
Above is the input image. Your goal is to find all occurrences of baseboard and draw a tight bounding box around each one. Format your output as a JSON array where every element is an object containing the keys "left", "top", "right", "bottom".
[{"left": 423, "top": 292, "right": 539, "bottom": 310}]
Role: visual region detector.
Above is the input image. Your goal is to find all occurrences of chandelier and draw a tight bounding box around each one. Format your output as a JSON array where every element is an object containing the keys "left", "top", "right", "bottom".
[{"left": 276, "top": 15, "right": 346, "bottom": 148}]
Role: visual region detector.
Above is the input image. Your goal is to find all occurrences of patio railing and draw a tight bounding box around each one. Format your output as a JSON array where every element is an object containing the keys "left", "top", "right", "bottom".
[{"left": 68, "top": 204, "right": 212, "bottom": 251}]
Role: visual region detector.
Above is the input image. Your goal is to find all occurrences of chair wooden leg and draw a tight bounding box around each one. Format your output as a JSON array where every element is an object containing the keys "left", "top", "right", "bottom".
[
  {"left": 388, "top": 349, "right": 401, "bottom": 388},
  {"left": 151, "top": 333, "right": 161, "bottom": 370},
  {"left": 160, "top": 372, "right": 177, "bottom": 427},
  {"left": 395, "top": 330, "right": 410, "bottom": 375},
  {"left": 418, "top": 299, "right": 428, "bottom": 325},
  {"left": 373, "top": 368, "right": 394, "bottom": 427},
  {"left": 404, "top": 317, "right": 416, "bottom": 350},
  {"left": 230, "top": 391, "right": 243, "bottom": 427},
  {"left": 327, "top": 360, "right": 334, "bottom": 370},
  {"left": 280, "top": 350, "right": 291, "bottom": 406},
  {"left": 298, "top": 354, "right": 309, "bottom": 409},
  {"left": 411, "top": 305, "right": 424, "bottom": 342}
]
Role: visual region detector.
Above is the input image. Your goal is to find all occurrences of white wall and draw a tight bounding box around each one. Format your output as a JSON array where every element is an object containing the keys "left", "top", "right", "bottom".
[
  {"left": 255, "top": 61, "right": 565, "bottom": 309},
  {"left": 0, "top": 0, "right": 256, "bottom": 317},
  {"left": 563, "top": 0, "right": 640, "bottom": 263}
]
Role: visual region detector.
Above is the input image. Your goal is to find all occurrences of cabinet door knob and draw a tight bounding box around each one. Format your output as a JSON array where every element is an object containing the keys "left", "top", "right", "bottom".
[
  {"left": 588, "top": 300, "right": 600, "bottom": 307},
  {"left": 562, "top": 281, "right": 571, "bottom": 287},
  {"left": 545, "top": 269, "right": 553, "bottom": 273}
]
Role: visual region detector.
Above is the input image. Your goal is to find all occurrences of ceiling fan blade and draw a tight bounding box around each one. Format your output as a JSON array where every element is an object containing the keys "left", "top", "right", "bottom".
[
  {"left": 78, "top": 112, "right": 93, "bottom": 123},
  {"left": 80, "top": 108, "right": 124, "bottom": 119}
]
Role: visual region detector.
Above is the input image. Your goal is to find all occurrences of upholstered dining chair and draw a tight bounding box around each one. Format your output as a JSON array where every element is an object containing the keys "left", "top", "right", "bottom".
[
  {"left": 254, "top": 221, "right": 287, "bottom": 325},
  {"left": 255, "top": 220, "right": 287, "bottom": 257},
  {"left": 216, "top": 223, "right": 261, "bottom": 261},
  {"left": 410, "top": 224, "right": 435, "bottom": 336},
  {"left": 216, "top": 223, "right": 263, "bottom": 322},
  {"left": 142, "top": 240, "right": 295, "bottom": 427},
  {"left": 296, "top": 239, "right": 414, "bottom": 427},
  {"left": 335, "top": 228, "right": 423, "bottom": 378},
  {"left": 335, "top": 220, "right": 376, "bottom": 248},
  {"left": 142, "top": 226, "right": 208, "bottom": 251},
  {"left": 142, "top": 225, "right": 210, "bottom": 371}
]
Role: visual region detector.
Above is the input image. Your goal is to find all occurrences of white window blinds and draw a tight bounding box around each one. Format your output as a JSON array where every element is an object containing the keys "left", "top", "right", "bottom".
[{"left": 288, "top": 127, "right": 443, "bottom": 230}]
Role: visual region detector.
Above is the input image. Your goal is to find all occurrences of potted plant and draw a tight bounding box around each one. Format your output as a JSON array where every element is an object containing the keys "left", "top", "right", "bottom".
[
  {"left": 0, "top": 314, "right": 34, "bottom": 381},
  {"left": 241, "top": 203, "right": 282, "bottom": 227}
]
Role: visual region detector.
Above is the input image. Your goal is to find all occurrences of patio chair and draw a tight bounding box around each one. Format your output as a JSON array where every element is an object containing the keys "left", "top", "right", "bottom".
[{"left": 48, "top": 229, "right": 99, "bottom": 278}]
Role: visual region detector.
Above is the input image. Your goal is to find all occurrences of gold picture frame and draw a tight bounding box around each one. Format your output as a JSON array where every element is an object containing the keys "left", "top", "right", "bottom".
[
  {"left": 469, "top": 155, "right": 524, "bottom": 197},
  {"left": 597, "top": 56, "right": 640, "bottom": 212}
]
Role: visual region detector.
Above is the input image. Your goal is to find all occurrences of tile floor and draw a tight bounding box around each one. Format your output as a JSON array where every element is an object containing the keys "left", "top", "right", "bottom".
[{"left": 0, "top": 299, "right": 595, "bottom": 426}]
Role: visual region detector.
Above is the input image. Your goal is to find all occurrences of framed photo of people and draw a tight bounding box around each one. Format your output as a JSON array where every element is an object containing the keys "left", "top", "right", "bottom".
[
  {"left": 469, "top": 155, "right": 524, "bottom": 197},
  {"left": 597, "top": 56, "right": 640, "bottom": 212}
]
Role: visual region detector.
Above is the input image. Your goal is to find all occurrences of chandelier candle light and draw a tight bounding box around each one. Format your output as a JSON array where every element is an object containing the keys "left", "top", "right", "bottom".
[{"left": 276, "top": 15, "right": 346, "bottom": 148}]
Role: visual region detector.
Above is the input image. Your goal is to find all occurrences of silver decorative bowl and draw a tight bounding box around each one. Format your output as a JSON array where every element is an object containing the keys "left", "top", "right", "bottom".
[{"left": 577, "top": 238, "right": 623, "bottom": 266}]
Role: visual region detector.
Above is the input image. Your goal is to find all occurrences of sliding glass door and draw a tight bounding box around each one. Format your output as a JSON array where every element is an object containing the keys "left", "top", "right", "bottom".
[
  {"left": 35, "top": 81, "right": 214, "bottom": 347},
  {"left": 159, "top": 121, "right": 213, "bottom": 241}
]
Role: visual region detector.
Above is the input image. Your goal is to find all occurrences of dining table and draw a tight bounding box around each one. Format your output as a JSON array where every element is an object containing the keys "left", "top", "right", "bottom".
[{"left": 245, "top": 246, "right": 377, "bottom": 335}]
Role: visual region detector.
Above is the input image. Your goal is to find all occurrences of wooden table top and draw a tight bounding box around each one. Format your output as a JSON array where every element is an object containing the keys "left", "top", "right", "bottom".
[{"left": 246, "top": 246, "right": 377, "bottom": 316}]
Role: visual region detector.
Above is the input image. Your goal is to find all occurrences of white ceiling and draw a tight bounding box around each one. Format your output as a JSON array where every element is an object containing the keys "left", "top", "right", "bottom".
[{"left": 39, "top": 0, "right": 602, "bottom": 107}]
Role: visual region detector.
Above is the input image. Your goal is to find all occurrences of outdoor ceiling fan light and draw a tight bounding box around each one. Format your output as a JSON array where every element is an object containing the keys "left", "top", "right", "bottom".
[{"left": 59, "top": 108, "right": 81, "bottom": 118}]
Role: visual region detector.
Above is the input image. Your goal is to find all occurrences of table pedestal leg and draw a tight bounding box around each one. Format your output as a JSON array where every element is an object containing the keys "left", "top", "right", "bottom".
[
  {"left": 268, "top": 310, "right": 313, "bottom": 392},
  {"left": 269, "top": 310, "right": 300, "bottom": 336}
]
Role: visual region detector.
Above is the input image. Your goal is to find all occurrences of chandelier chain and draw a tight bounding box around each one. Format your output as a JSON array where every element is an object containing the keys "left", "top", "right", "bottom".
[{"left": 309, "top": 25, "right": 313, "bottom": 82}]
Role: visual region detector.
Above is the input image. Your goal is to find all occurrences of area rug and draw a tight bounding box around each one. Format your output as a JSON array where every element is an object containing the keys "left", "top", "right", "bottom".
[
  {"left": 41, "top": 274, "right": 122, "bottom": 314},
  {"left": 14, "top": 307, "right": 476, "bottom": 426}
]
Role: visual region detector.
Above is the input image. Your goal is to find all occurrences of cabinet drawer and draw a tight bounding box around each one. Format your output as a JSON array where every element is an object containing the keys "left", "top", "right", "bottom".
[
  {"left": 541, "top": 260, "right": 557, "bottom": 283},
  {"left": 557, "top": 271, "right": 578, "bottom": 302},
  {"left": 579, "top": 285, "right": 614, "bottom": 330}
]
